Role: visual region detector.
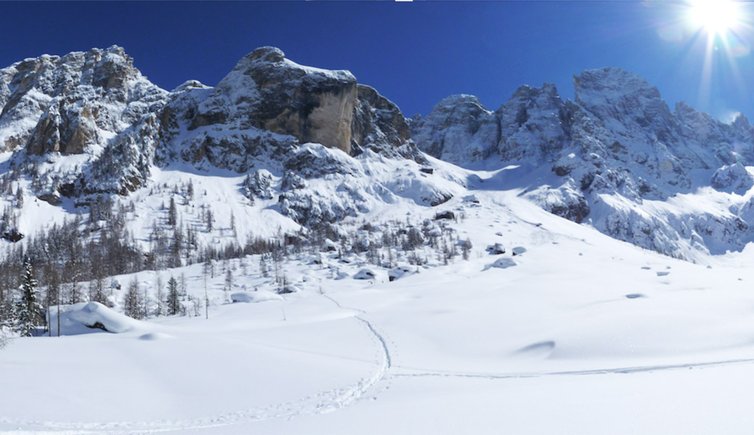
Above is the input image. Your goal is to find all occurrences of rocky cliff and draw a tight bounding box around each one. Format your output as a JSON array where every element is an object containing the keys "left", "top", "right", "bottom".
[
  {"left": 0, "top": 46, "right": 442, "bottom": 231},
  {"left": 413, "top": 67, "right": 754, "bottom": 259},
  {"left": 3, "top": 46, "right": 754, "bottom": 260}
]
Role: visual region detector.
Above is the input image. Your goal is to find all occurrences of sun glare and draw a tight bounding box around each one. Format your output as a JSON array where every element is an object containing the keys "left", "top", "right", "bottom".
[{"left": 687, "top": 0, "right": 742, "bottom": 37}]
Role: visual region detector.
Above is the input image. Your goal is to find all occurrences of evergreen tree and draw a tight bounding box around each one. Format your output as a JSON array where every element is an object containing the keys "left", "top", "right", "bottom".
[
  {"left": 206, "top": 209, "right": 214, "bottom": 232},
  {"left": 15, "top": 257, "right": 43, "bottom": 336},
  {"left": 170, "top": 225, "right": 183, "bottom": 268},
  {"left": 14, "top": 185, "right": 23, "bottom": 209},
  {"left": 167, "top": 197, "right": 177, "bottom": 227},
  {"left": 167, "top": 276, "right": 180, "bottom": 316},
  {"left": 123, "top": 277, "right": 143, "bottom": 319}
]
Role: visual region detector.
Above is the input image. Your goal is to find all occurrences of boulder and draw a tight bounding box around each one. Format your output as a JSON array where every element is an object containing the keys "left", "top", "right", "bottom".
[
  {"left": 388, "top": 266, "right": 414, "bottom": 282},
  {"left": 354, "top": 268, "right": 377, "bottom": 280},
  {"left": 488, "top": 257, "right": 516, "bottom": 270},
  {"left": 512, "top": 246, "right": 527, "bottom": 256},
  {"left": 486, "top": 243, "right": 506, "bottom": 255}
]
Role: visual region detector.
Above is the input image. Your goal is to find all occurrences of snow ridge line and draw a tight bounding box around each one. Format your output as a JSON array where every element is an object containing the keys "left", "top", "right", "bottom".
[{"left": 392, "top": 357, "right": 754, "bottom": 380}]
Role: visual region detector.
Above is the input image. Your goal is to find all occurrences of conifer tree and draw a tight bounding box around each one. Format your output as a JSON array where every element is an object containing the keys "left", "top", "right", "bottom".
[
  {"left": 15, "top": 257, "right": 43, "bottom": 336},
  {"left": 14, "top": 185, "right": 24, "bottom": 209},
  {"left": 167, "top": 276, "right": 180, "bottom": 316},
  {"left": 167, "top": 197, "right": 177, "bottom": 227},
  {"left": 123, "top": 277, "right": 143, "bottom": 319},
  {"left": 206, "top": 209, "right": 214, "bottom": 232}
]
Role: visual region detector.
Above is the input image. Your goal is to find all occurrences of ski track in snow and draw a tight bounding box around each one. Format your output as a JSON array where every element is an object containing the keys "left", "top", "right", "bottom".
[
  {"left": 7, "top": 290, "right": 754, "bottom": 433},
  {"left": 321, "top": 292, "right": 392, "bottom": 369},
  {"left": 0, "top": 293, "right": 392, "bottom": 434},
  {"left": 392, "top": 357, "right": 754, "bottom": 380}
]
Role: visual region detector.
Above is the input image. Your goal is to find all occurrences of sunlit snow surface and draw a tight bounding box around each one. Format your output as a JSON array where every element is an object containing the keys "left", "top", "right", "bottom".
[{"left": 5, "top": 168, "right": 754, "bottom": 433}]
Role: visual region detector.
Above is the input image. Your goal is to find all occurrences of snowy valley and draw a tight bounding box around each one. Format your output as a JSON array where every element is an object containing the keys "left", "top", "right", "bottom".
[{"left": 2, "top": 46, "right": 754, "bottom": 434}]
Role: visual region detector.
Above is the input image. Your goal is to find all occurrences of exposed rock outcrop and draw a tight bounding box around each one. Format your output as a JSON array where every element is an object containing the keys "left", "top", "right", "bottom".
[
  {"left": 184, "top": 46, "right": 358, "bottom": 153},
  {"left": 0, "top": 46, "right": 166, "bottom": 155}
]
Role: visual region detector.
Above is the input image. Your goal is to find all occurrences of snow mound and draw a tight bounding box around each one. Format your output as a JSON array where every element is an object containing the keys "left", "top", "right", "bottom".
[
  {"left": 354, "top": 268, "right": 377, "bottom": 280},
  {"left": 486, "top": 257, "right": 517, "bottom": 270},
  {"left": 388, "top": 266, "right": 414, "bottom": 282},
  {"left": 515, "top": 340, "right": 556, "bottom": 359},
  {"left": 511, "top": 246, "right": 527, "bottom": 256},
  {"left": 49, "top": 302, "right": 145, "bottom": 336},
  {"left": 230, "top": 290, "right": 283, "bottom": 303},
  {"left": 138, "top": 332, "right": 173, "bottom": 341}
]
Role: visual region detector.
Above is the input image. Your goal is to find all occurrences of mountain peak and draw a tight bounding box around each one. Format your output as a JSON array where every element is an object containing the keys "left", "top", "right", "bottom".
[
  {"left": 246, "top": 46, "right": 286, "bottom": 63},
  {"left": 574, "top": 67, "right": 661, "bottom": 106}
]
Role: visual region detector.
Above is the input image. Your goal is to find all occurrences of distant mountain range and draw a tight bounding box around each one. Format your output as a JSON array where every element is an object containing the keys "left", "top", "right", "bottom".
[{"left": 2, "top": 45, "right": 754, "bottom": 260}]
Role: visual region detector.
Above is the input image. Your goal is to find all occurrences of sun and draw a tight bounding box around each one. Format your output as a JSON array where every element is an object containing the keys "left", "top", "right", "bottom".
[{"left": 687, "top": 0, "right": 742, "bottom": 37}]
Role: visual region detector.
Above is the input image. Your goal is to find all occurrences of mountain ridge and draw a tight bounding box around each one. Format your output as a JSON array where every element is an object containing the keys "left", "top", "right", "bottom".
[{"left": 1, "top": 46, "right": 754, "bottom": 261}]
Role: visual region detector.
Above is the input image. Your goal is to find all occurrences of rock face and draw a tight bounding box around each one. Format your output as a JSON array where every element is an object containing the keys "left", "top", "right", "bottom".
[
  {"left": 351, "top": 84, "right": 411, "bottom": 154},
  {"left": 411, "top": 94, "right": 499, "bottom": 164},
  {"left": 0, "top": 45, "right": 432, "bottom": 229},
  {"left": 186, "top": 47, "right": 358, "bottom": 153},
  {"left": 711, "top": 163, "right": 754, "bottom": 193},
  {"left": 7, "top": 46, "right": 754, "bottom": 260},
  {"left": 415, "top": 67, "right": 754, "bottom": 259},
  {"left": 412, "top": 86, "right": 571, "bottom": 166},
  {"left": 158, "top": 47, "right": 416, "bottom": 174},
  {"left": 0, "top": 46, "right": 166, "bottom": 155},
  {"left": 0, "top": 45, "right": 416, "bottom": 197}
]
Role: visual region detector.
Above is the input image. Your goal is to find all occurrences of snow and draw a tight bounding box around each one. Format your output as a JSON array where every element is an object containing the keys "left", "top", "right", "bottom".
[
  {"left": 487, "top": 256, "right": 516, "bottom": 269},
  {"left": 7, "top": 185, "right": 754, "bottom": 433},
  {"left": 48, "top": 302, "right": 146, "bottom": 335},
  {"left": 353, "top": 268, "right": 378, "bottom": 280},
  {"left": 231, "top": 290, "right": 282, "bottom": 303},
  {"left": 7, "top": 48, "right": 754, "bottom": 434}
]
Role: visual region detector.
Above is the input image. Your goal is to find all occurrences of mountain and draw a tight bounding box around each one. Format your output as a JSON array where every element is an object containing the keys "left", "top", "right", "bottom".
[
  {"left": 0, "top": 46, "right": 450, "bottom": 228},
  {"left": 2, "top": 46, "right": 754, "bottom": 267},
  {"left": 0, "top": 45, "right": 465, "bottom": 309},
  {"left": 413, "top": 67, "right": 754, "bottom": 260},
  {"left": 7, "top": 45, "right": 754, "bottom": 434}
]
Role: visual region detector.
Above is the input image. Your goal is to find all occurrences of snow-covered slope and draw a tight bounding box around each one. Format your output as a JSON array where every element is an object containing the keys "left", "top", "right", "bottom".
[
  {"left": 6, "top": 179, "right": 754, "bottom": 433},
  {"left": 7, "top": 46, "right": 754, "bottom": 432}
]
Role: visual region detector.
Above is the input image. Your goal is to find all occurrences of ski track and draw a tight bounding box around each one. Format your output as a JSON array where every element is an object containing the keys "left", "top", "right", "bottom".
[
  {"left": 7, "top": 291, "right": 754, "bottom": 433},
  {"left": 0, "top": 293, "right": 392, "bottom": 434},
  {"left": 392, "top": 357, "right": 754, "bottom": 380}
]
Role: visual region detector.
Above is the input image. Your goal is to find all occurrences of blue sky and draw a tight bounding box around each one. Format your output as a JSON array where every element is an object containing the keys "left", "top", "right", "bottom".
[{"left": 0, "top": 1, "right": 752, "bottom": 120}]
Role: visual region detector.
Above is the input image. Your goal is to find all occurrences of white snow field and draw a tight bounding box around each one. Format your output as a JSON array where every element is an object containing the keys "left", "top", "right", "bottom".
[{"left": 6, "top": 181, "right": 754, "bottom": 434}]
